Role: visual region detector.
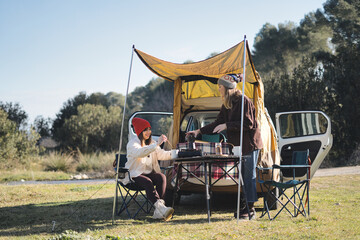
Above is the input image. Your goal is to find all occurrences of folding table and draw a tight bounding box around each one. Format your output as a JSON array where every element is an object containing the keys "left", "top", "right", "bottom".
[{"left": 172, "top": 155, "right": 249, "bottom": 223}]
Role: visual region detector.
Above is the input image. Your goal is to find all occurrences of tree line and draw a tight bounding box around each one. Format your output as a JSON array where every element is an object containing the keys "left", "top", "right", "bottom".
[{"left": 1, "top": 0, "right": 359, "bottom": 167}]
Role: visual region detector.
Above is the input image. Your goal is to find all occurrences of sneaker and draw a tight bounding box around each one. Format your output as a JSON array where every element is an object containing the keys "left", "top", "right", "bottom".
[
  {"left": 152, "top": 208, "right": 163, "bottom": 219},
  {"left": 154, "top": 199, "right": 174, "bottom": 221}
]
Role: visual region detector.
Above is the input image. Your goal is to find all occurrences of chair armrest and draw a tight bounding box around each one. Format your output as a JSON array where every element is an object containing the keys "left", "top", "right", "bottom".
[
  {"left": 118, "top": 167, "right": 129, "bottom": 172},
  {"left": 161, "top": 166, "right": 174, "bottom": 170},
  {"left": 117, "top": 167, "right": 130, "bottom": 180},
  {"left": 256, "top": 166, "right": 273, "bottom": 182},
  {"left": 160, "top": 166, "right": 174, "bottom": 174},
  {"left": 256, "top": 166, "right": 272, "bottom": 171}
]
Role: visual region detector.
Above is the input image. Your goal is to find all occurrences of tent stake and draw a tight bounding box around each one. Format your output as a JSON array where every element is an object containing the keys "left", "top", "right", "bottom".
[{"left": 112, "top": 45, "right": 135, "bottom": 224}]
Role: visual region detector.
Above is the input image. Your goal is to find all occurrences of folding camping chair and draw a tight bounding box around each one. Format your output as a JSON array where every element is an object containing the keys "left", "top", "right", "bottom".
[
  {"left": 257, "top": 150, "right": 311, "bottom": 220},
  {"left": 115, "top": 154, "right": 154, "bottom": 219}
]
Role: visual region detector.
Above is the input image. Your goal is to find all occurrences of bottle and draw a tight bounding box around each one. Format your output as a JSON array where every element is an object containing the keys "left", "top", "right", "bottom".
[{"left": 215, "top": 142, "right": 222, "bottom": 155}]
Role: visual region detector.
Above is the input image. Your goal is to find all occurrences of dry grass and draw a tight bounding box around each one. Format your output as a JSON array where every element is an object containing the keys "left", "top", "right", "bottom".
[
  {"left": 0, "top": 151, "right": 116, "bottom": 182},
  {"left": 0, "top": 174, "right": 359, "bottom": 239}
]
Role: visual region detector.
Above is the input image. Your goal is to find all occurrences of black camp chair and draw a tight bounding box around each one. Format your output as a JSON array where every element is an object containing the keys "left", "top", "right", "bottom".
[
  {"left": 114, "top": 154, "right": 154, "bottom": 219},
  {"left": 257, "top": 150, "right": 311, "bottom": 220}
]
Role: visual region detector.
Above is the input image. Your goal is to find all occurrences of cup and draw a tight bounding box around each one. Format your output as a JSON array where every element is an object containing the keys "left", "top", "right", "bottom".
[
  {"left": 215, "top": 142, "right": 222, "bottom": 155},
  {"left": 171, "top": 149, "right": 179, "bottom": 159},
  {"left": 232, "top": 146, "right": 241, "bottom": 156}
]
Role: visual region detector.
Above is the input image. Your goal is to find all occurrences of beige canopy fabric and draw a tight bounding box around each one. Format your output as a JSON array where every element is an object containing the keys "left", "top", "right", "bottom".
[
  {"left": 134, "top": 41, "right": 280, "bottom": 173},
  {"left": 134, "top": 41, "right": 258, "bottom": 84}
]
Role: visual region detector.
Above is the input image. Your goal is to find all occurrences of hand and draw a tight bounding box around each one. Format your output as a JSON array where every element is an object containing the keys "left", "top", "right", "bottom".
[
  {"left": 237, "top": 73, "right": 243, "bottom": 82},
  {"left": 213, "top": 124, "right": 227, "bottom": 133},
  {"left": 157, "top": 134, "right": 168, "bottom": 146},
  {"left": 186, "top": 129, "right": 201, "bottom": 138}
]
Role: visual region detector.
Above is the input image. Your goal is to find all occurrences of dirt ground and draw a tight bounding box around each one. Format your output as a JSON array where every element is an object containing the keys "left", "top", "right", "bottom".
[
  {"left": 3, "top": 165, "right": 359, "bottom": 186},
  {"left": 314, "top": 165, "right": 360, "bottom": 177}
]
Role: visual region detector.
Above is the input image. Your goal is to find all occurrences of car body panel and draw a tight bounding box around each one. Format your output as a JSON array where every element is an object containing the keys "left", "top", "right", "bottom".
[
  {"left": 128, "top": 110, "right": 332, "bottom": 193},
  {"left": 275, "top": 111, "right": 333, "bottom": 179}
]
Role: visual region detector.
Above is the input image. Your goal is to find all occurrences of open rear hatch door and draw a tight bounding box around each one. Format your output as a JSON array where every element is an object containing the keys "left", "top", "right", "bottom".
[{"left": 275, "top": 111, "right": 333, "bottom": 179}]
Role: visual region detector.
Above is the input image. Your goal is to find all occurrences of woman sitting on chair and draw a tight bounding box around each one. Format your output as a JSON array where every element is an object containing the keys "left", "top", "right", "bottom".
[{"left": 124, "top": 117, "right": 174, "bottom": 221}]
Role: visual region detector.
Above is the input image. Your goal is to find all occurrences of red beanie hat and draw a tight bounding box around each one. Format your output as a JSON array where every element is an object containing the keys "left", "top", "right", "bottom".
[{"left": 132, "top": 117, "right": 151, "bottom": 136}]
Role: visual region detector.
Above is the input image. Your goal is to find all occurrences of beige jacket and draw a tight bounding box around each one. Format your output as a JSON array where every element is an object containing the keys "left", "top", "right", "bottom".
[{"left": 121, "top": 136, "right": 171, "bottom": 185}]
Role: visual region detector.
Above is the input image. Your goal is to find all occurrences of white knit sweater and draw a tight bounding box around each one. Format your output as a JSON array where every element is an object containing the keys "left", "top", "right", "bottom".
[{"left": 121, "top": 136, "right": 171, "bottom": 185}]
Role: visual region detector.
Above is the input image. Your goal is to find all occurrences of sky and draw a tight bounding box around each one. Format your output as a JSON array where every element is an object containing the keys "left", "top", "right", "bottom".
[{"left": 0, "top": 0, "right": 327, "bottom": 123}]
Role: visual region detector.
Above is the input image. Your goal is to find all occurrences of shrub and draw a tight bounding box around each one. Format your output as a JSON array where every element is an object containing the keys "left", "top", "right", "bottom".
[
  {"left": 42, "top": 152, "right": 74, "bottom": 172},
  {"left": 0, "top": 109, "right": 40, "bottom": 169},
  {"left": 75, "top": 149, "right": 115, "bottom": 173}
]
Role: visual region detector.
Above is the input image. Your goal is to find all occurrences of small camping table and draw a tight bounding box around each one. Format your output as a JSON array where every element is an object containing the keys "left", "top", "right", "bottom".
[{"left": 172, "top": 155, "right": 247, "bottom": 223}]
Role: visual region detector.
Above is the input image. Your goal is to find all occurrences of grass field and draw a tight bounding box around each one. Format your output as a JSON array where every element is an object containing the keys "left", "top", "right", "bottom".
[{"left": 1, "top": 174, "right": 359, "bottom": 239}]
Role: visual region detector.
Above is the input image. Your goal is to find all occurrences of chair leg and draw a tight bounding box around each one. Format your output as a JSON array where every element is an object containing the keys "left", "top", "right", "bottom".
[
  {"left": 261, "top": 185, "right": 301, "bottom": 220},
  {"left": 116, "top": 183, "right": 154, "bottom": 219},
  {"left": 293, "top": 182, "right": 309, "bottom": 217},
  {"left": 273, "top": 183, "right": 309, "bottom": 220},
  {"left": 259, "top": 183, "right": 275, "bottom": 220},
  {"left": 118, "top": 185, "right": 136, "bottom": 218},
  {"left": 260, "top": 181, "right": 311, "bottom": 221},
  {"left": 131, "top": 190, "right": 154, "bottom": 218}
]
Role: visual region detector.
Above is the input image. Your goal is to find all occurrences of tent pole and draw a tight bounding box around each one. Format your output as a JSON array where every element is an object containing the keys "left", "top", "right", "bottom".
[
  {"left": 112, "top": 45, "right": 135, "bottom": 224},
  {"left": 236, "top": 36, "right": 247, "bottom": 223}
]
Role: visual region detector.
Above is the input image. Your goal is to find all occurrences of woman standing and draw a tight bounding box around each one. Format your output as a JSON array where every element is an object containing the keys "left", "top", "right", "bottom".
[
  {"left": 186, "top": 74, "right": 263, "bottom": 220},
  {"left": 124, "top": 117, "right": 174, "bottom": 221}
]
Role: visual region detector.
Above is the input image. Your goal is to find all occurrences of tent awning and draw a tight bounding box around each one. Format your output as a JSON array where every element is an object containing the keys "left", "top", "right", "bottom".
[{"left": 134, "top": 41, "right": 259, "bottom": 84}]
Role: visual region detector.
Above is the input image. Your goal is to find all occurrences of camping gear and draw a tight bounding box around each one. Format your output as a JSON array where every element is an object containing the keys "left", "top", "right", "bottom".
[
  {"left": 257, "top": 150, "right": 311, "bottom": 220},
  {"left": 112, "top": 38, "right": 281, "bottom": 223},
  {"left": 177, "top": 132, "right": 202, "bottom": 157},
  {"left": 176, "top": 142, "right": 235, "bottom": 179},
  {"left": 114, "top": 154, "right": 154, "bottom": 219},
  {"left": 133, "top": 39, "right": 280, "bottom": 190}
]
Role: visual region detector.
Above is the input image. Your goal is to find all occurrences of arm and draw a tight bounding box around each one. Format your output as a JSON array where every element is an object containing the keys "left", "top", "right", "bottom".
[
  {"left": 200, "top": 105, "right": 227, "bottom": 134},
  {"left": 154, "top": 134, "right": 171, "bottom": 160},
  {"left": 155, "top": 147, "right": 171, "bottom": 160},
  {"left": 126, "top": 140, "right": 157, "bottom": 159},
  {"left": 127, "top": 134, "right": 168, "bottom": 159}
]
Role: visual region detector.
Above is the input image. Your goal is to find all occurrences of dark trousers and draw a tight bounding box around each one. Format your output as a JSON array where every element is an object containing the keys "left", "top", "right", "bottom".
[
  {"left": 242, "top": 149, "right": 260, "bottom": 203},
  {"left": 132, "top": 172, "right": 167, "bottom": 204}
]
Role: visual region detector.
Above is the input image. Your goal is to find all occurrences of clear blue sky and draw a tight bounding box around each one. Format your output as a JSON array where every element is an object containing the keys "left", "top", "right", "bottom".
[{"left": 0, "top": 0, "right": 327, "bottom": 123}]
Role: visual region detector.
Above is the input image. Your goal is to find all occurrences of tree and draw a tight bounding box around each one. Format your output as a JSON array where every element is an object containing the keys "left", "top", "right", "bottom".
[
  {"left": 264, "top": 56, "right": 335, "bottom": 119},
  {"left": 127, "top": 77, "right": 174, "bottom": 114},
  {"left": 142, "top": 78, "right": 174, "bottom": 112},
  {"left": 253, "top": 15, "right": 332, "bottom": 90},
  {"left": 0, "top": 109, "right": 40, "bottom": 168},
  {"left": 256, "top": 0, "right": 359, "bottom": 166},
  {"left": 52, "top": 91, "right": 125, "bottom": 143},
  {"left": 253, "top": 22, "right": 301, "bottom": 77},
  {"left": 61, "top": 104, "right": 121, "bottom": 152},
  {"left": 0, "top": 101, "right": 28, "bottom": 129},
  {"left": 318, "top": 0, "right": 360, "bottom": 165},
  {"left": 52, "top": 92, "right": 88, "bottom": 140},
  {"left": 105, "top": 92, "right": 125, "bottom": 107},
  {"left": 34, "top": 116, "right": 52, "bottom": 138}
]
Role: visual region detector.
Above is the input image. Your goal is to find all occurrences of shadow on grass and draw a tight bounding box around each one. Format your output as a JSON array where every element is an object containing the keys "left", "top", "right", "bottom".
[{"left": 0, "top": 192, "right": 248, "bottom": 237}]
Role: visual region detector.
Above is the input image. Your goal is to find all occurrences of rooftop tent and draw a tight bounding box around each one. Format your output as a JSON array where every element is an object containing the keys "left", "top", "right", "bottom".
[{"left": 134, "top": 40, "right": 279, "bottom": 173}]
